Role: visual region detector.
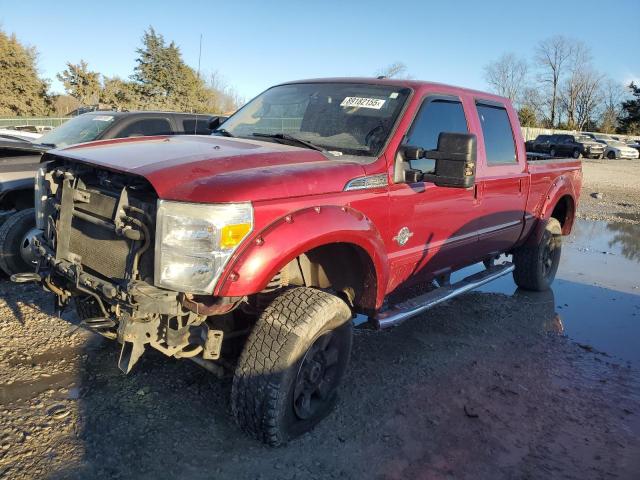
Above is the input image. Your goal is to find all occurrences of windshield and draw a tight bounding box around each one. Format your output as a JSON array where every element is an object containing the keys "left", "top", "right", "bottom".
[
  {"left": 219, "top": 83, "right": 411, "bottom": 157},
  {"left": 609, "top": 140, "right": 626, "bottom": 147},
  {"left": 577, "top": 135, "right": 592, "bottom": 142},
  {"left": 38, "top": 113, "right": 116, "bottom": 148}
]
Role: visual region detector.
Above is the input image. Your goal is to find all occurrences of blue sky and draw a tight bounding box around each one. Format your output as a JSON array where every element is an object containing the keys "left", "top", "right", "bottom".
[{"left": 1, "top": 0, "right": 638, "bottom": 100}]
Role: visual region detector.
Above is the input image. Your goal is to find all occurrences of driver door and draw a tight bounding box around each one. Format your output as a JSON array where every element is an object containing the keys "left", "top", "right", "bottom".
[{"left": 386, "top": 95, "right": 480, "bottom": 292}]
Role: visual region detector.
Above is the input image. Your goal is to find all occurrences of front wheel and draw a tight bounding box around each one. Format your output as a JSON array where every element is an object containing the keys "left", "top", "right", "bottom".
[
  {"left": 549, "top": 148, "right": 556, "bottom": 158},
  {"left": 231, "top": 287, "right": 353, "bottom": 446},
  {"left": 512, "top": 217, "right": 562, "bottom": 291},
  {"left": 607, "top": 151, "right": 616, "bottom": 160},
  {"left": 0, "top": 208, "right": 38, "bottom": 276},
  {"left": 572, "top": 148, "right": 582, "bottom": 159}
]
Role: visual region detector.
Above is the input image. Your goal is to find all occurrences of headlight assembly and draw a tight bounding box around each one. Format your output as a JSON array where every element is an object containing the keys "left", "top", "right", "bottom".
[{"left": 154, "top": 200, "right": 253, "bottom": 294}]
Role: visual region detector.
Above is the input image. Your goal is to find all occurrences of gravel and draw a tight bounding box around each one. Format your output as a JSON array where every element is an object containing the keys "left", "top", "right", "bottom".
[{"left": 578, "top": 158, "right": 640, "bottom": 224}]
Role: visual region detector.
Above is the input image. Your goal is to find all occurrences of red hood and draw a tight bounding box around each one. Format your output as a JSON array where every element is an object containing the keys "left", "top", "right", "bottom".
[{"left": 53, "top": 135, "right": 366, "bottom": 202}]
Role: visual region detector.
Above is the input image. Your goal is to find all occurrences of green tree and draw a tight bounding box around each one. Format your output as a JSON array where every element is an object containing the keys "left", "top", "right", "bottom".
[
  {"left": 618, "top": 82, "right": 640, "bottom": 134},
  {"left": 57, "top": 60, "right": 101, "bottom": 105},
  {"left": 0, "top": 29, "right": 50, "bottom": 115},
  {"left": 518, "top": 106, "right": 538, "bottom": 127},
  {"left": 132, "top": 27, "right": 196, "bottom": 109},
  {"left": 130, "top": 27, "right": 240, "bottom": 113},
  {"left": 100, "top": 77, "right": 141, "bottom": 110}
]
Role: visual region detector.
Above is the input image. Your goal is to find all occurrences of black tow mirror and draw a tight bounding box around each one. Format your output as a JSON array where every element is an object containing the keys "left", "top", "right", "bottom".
[
  {"left": 208, "top": 116, "right": 229, "bottom": 130},
  {"left": 402, "top": 132, "right": 477, "bottom": 188}
]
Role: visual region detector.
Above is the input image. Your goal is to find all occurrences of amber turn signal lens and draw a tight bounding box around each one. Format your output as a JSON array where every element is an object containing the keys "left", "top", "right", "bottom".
[{"left": 220, "top": 223, "right": 252, "bottom": 248}]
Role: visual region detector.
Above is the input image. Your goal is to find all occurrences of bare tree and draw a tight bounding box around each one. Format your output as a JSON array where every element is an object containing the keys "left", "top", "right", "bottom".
[
  {"left": 559, "top": 41, "right": 593, "bottom": 129},
  {"left": 535, "top": 35, "right": 574, "bottom": 126},
  {"left": 599, "top": 78, "right": 626, "bottom": 133},
  {"left": 375, "top": 62, "right": 410, "bottom": 79},
  {"left": 483, "top": 53, "right": 528, "bottom": 105},
  {"left": 574, "top": 69, "right": 604, "bottom": 130}
]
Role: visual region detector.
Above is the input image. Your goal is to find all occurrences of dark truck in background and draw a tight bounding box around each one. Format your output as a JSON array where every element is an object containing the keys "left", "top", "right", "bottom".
[
  {"left": 0, "top": 111, "right": 216, "bottom": 276},
  {"left": 19, "top": 78, "right": 581, "bottom": 445},
  {"left": 526, "top": 133, "right": 604, "bottom": 159}
]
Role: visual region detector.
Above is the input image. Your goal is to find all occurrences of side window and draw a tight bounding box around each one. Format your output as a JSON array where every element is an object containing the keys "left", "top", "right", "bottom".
[
  {"left": 182, "top": 118, "right": 212, "bottom": 135},
  {"left": 117, "top": 118, "right": 173, "bottom": 138},
  {"left": 476, "top": 103, "right": 517, "bottom": 165},
  {"left": 404, "top": 98, "right": 468, "bottom": 174}
]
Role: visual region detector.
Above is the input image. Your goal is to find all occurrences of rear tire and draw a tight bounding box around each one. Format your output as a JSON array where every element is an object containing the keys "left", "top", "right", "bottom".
[
  {"left": 512, "top": 217, "right": 562, "bottom": 291},
  {"left": 0, "top": 208, "right": 37, "bottom": 277},
  {"left": 231, "top": 287, "right": 353, "bottom": 446}
]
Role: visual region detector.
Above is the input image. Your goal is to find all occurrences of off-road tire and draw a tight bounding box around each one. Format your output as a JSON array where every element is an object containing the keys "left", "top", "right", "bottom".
[
  {"left": 0, "top": 208, "right": 36, "bottom": 276},
  {"left": 513, "top": 217, "right": 562, "bottom": 291},
  {"left": 231, "top": 287, "right": 353, "bottom": 446}
]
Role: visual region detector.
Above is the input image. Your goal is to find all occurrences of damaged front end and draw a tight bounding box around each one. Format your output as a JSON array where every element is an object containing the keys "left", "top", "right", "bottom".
[{"left": 27, "top": 160, "right": 240, "bottom": 373}]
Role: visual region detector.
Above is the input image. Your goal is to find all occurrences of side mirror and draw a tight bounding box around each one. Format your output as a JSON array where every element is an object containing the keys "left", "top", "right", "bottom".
[
  {"left": 208, "top": 116, "right": 229, "bottom": 130},
  {"left": 402, "top": 132, "right": 477, "bottom": 188}
]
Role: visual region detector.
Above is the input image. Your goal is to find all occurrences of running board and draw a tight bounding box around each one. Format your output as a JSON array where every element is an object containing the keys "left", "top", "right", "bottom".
[{"left": 373, "top": 263, "right": 515, "bottom": 329}]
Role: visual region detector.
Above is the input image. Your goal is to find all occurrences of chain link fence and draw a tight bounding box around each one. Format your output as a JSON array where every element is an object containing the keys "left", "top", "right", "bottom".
[{"left": 0, "top": 117, "right": 69, "bottom": 129}]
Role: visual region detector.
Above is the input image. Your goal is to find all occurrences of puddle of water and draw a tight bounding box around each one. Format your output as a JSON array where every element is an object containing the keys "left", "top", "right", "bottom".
[
  {"left": 473, "top": 219, "right": 640, "bottom": 365},
  {"left": 0, "top": 371, "right": 78, "bottom": 404}
]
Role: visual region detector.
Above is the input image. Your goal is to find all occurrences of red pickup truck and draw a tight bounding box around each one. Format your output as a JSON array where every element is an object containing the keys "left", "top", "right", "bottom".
[{"left": 20, "top": 78, "right": 581, "bottom": 445}]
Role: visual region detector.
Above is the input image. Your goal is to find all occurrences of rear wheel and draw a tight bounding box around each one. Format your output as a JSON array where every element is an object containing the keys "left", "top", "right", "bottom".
[
  {"left": 231, "top": 287, "right": 353, "bottom": 446},
  {"left": 0, "top": 208, "right": 38, "bottom": 276},
  {"left": 512, "top": 217, "right": 562, "bottom": 291}
]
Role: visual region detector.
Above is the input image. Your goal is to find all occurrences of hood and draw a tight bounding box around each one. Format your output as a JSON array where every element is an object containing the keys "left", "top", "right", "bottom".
[{"left": 48, "top": 135, "right": 367, "bottom": 202}]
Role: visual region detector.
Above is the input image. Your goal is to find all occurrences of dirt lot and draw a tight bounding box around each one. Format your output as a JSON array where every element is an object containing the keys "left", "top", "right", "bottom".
[{"left": 1, "top": 158, "right": 639, "bottom": 479}]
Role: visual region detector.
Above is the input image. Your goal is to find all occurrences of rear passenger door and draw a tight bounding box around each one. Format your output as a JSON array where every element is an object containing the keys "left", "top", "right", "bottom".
[{"left": 473, "top": 101, "right": 528, "bottom": 257}]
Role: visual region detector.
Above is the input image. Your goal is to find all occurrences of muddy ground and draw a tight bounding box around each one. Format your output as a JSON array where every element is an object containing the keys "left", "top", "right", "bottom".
[{"left": 1, "top": 159, "right": 640, "bottom": 479}]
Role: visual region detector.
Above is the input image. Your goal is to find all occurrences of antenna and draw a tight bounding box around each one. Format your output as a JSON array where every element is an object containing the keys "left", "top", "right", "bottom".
[{"left": 193, "top": 34, "right": 203, "bottom": 134}]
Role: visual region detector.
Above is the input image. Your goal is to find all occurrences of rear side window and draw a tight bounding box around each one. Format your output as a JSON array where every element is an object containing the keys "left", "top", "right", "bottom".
[
  {"left": 405, "top": 98, "right": 469, "bottom": 174},
  {"left": 118, "top": 118, "right": 173, "bottom": 138},
  {"left": 476, "top": 103, "right": 517, "bottom": 165},
  {"left": 182, "top": 118, "right": 211, "bottom": 135}
]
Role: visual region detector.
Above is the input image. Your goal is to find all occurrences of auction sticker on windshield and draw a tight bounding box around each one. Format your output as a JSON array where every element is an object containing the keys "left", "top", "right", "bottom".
[
  {"left": 340, "top": 97, "right": 386, "bottom": 109},
  {"left": 93, "top": 115, "right": 114, "bottom": 122}
]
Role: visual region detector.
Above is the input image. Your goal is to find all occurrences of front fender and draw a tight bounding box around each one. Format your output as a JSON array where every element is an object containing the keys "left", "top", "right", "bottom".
[{"left": 214, "top": 205, "right": 389, "bottom": 308}]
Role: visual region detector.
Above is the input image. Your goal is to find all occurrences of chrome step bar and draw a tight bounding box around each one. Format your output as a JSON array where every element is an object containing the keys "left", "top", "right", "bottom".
[{"left": 373, "top": 263, "right": 515, "bottom": 329}]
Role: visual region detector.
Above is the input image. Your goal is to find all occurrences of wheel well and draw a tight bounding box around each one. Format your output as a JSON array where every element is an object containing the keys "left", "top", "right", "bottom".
[
  {"left": 550, "top": 195, "right": 575, "bottom": 234},
  {"left": 0, "top": 188, "right": 34, "bottom": 212},
  {"left": 280, "top": 243, "right": 377, "bottom": 315}
]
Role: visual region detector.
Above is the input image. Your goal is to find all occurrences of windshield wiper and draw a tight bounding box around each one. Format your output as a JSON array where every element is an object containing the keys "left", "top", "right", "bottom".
[
  {"left": 251, "top": 133, "right": 325, "bottom": 152},
  {"left": 38, "top": 142, "right": 56, "bottom": 148},
  {"left": 213, "top": 128, "right": 235, "bottom": 138}
]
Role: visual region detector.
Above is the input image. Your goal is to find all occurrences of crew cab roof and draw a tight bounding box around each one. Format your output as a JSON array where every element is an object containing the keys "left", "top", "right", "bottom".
[{"left": 278, "top": 77, "right": 511, "bottom": 103}]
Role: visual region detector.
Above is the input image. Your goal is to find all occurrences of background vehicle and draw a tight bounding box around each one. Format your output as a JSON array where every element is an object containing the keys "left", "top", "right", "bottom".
[
  {"left": 0, "top": 110, "right": 214, "bottom": 276},
  {"left": 547, "top": 134, "right": 604, "bottom": 159},
  {"left": 23, "top": 78, "right": 581, "bottom": 445},
  {"left": 597, "top": 138, "right": 640, "bottom": 159},
  {"left": 626, "top": 138, "right": 640, "bottom": 153},
  {"left": 525, "top": 134, "right": 552, "bottom": 155}
]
